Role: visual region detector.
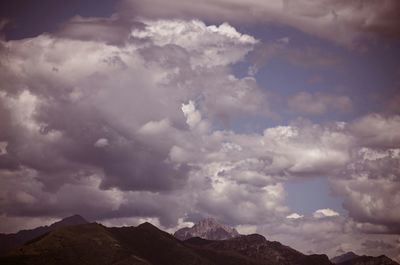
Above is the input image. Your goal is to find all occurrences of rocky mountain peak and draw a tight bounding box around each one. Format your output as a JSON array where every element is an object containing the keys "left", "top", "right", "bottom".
[
  {"left": 174, "top": 217, "right": 240, "bottom": 241},
  {"left": 195, "top": 218, "right": 230, "bottom": 231}
]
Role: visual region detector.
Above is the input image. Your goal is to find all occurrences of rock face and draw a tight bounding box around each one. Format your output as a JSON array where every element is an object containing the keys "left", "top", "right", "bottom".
[
  {"left": 174, "top": 218, "right": 240, "bottom": 240},
  {"left": 0, "top": 214, "right": 88, "bottom": 256}
]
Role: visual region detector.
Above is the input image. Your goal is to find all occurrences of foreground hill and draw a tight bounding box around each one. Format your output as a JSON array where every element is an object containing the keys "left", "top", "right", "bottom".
[
  {"left": 1, "top": 222, "right": 222, "bottom": 265},
  {"left": 0, "top": 214, "right": 88, "bottom": 256},
  {"left": 1, "top": 223, "right": 153, "bottom": 265}
]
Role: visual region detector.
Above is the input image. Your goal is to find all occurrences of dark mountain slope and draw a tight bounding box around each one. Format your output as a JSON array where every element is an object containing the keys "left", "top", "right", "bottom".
[
  {"left": 1, "top": 223, "right": 150, "bottom": 265},
  {"left": 108, "top": 222, "right": 214, "bottom": 265},
  {"left": 0, "top": 214, "right": 88, "bottom": 256},
  {"left": 184, "top": 233, "right": 332, "bottom": 265}
]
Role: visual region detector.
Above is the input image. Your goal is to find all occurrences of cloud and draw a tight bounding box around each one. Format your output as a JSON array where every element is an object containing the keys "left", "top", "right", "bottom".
[
  {"left": 330, "top": 146, "right": 400, "bottom": 232},
  {"left": 331, "top": 178, "right": 400, "bottom": 232},
  {"left": 0, "top": 141, "right": 7, "bottom": 155},
  {"left": 94, "top": 138, "right": 109, "bottom": 148},
  {"left": 181, "top": 101, "right": 204, "bottom": 129},
  {"left": 57, "top": 15, "right": 136, "bottom": 45},
  {"left": 288, "top": 91, "right": 352, "bottom": 116},
  {"left": 313, "top": 208, "right": 340, "bottom": 218},
  {"left": 349, "top": 114, "right": 400, "bottom": 148},
  {"left": 120, "top": 0, "right": 400, "bottom": 46},
  {"left": 0, "top": 18, "right": 273, "bottom": 228},
  {"left": 195, "top": 176, "right": 289, "bottom": 225},
  {"left": 286, "top": 213, "right": 304, "bottom": 219},
  {"left": 260, "top": 122, "right": 352, "bottom": 176},
  {"left": 131, "top": 19, "right": 257, "bottom": 68}
]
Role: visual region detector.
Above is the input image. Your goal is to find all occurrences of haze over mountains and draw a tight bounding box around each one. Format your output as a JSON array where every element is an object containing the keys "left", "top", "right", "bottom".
[{"left": 0, "top": 215, "right": 398, "bottom": 265}]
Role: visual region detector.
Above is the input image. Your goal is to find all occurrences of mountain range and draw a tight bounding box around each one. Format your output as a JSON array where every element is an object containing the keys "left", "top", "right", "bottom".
[
  {"left": 0, "top": 215, "right": 398, "bottom": 265},
  {"left": 331, "top": 252, "right": 399, "bottom": 265}
]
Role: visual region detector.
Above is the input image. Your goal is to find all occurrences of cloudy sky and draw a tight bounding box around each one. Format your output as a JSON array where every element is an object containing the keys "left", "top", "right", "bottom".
[{"left": 1, "top": 0, "right": 400, "bottom": 261}]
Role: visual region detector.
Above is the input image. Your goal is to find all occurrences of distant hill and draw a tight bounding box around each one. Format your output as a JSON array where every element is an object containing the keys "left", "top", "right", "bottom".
[
  {"left": 174, "top": 217, "right": 240, "bottom": 240},
  {"left": 0, "top": 214, "right": 88, "bottom": 255},
  {"left": 333, "top": 253, "right": 398, "bottom": 265},
  {"left": 332, "top": 252, "right": 360, "bottom": 264}
]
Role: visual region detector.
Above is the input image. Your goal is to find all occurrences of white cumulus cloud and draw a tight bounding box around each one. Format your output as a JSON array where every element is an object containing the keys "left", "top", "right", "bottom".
[{"left": 313, "top": 208, "right": 340, "bottom": 218}]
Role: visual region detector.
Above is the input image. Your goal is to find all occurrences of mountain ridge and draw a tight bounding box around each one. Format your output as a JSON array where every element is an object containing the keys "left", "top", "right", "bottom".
[
  {"left": 334, "top": 253, "right": 398, "bottom": 265},
  {"left": 0, "top": 214, "right": 88, "bottom": 255},
  {"left": 0, "top": 222, "right": 336, "bottom": 265},
  {"left": 0, "top": 217, "right": 398, "bottom": 265},
  {"left": 184, "top": 233, "right": 332, "bottom": 265}
]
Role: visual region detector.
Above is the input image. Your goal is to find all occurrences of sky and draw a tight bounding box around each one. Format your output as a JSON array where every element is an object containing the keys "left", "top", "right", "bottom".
[{"left": 0, "top": 0, "right": 400, "bottom": 261}]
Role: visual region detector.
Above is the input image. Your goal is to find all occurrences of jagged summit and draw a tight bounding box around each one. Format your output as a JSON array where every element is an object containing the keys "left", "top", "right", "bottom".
[{"left": 174, "top": 217, "right": 240, "bottom": 241}]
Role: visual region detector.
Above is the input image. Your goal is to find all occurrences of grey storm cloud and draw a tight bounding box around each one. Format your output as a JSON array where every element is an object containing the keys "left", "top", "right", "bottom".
[{"left": 349, "top": 114, "right": 400, "bottom": 148}]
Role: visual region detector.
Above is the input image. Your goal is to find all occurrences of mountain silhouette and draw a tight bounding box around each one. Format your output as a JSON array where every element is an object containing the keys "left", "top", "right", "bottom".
[
  {"left": 332, "top": 252, "right": 398, "bottom": 265},
  {"left": 0, "top": 214, "right": 88, "bottom": 255},
  {"left": 0, "top": 221, "right": 331, "bottom": 265},
  {"left": 0, "top": 217, "right": 398, "bottom": 265}
]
